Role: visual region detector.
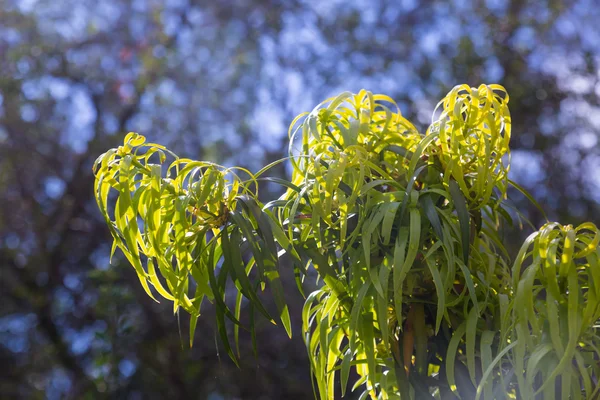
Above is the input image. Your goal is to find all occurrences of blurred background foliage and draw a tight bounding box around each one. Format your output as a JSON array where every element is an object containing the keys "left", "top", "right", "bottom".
[{"left": 0, "top": 0, "right": 599, "bottom": 398}]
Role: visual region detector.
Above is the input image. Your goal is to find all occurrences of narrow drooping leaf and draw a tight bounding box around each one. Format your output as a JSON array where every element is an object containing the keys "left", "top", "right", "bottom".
[{"left": 449, "top": 179, "right": 470, "bottom": 265}]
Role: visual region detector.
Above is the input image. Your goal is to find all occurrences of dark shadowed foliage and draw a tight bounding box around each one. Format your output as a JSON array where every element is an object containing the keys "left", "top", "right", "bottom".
[{"left": 0, "top": 0, "right": 599, "bottom": 399}]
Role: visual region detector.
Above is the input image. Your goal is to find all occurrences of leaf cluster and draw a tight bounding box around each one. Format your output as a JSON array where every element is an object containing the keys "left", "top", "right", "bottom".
[{"left": 94, "top": 85, "right": 600, "bottom": 399}]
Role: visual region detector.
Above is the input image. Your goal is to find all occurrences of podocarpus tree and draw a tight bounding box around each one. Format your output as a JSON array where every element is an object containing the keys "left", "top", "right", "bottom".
[{"left": 94, "top": 84, "right": 600, "bottom": 399}]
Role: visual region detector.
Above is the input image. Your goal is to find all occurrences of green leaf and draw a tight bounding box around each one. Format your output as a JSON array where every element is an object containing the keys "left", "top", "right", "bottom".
[
  {"left": 382, "top": 144, "right": 414, "bottom": 160},
  {"left": 361, "top": 311, "right": 376, "bottom": 391},
  {"left": 421, "top": 193, "right": 444, "bottom": 241},
  {"left": 413, "top": 303, "right": 428, "bottom": 376},
  {"left": 341, "top": 349, "right": 352, "bottom": 397},
  {"left": 449, "top": 179, "right": 470, "bottom": 265},
  {"left": 446, "top": 322, "right": 466, "bottom": 397},
  {"left": 377, "top": 260, "right": 392, "bottom": 350},
  {"left": 208, "top": 239, "right": 240, "bottom": 367},
  {"left": 424, "top": 256, "right": 445, "bottom": 334},
  {"left": 224, "top": 226, "right": 274, "bottom": 322},
  {"left": 465, "top": 307, "right": 478, "bottom": 384},
  {"left": 475, "top": 341, "right": 519, "bottom": 400},
  {"left": 508, "top": 179, "right": 548, "bottom": 221},
  {"left": 189, "top": 312, "right": 199, "bottom": 348},
  {"left": 393, "top": 227, "right": 409, "bottom": 324},
  {"left": 479, "top": 330, "right": 495, "bottom": 399},
  {"left": 206, "top": 237, "right": 241, "bottom": 325},
  {"left": 350, "top": 283, "right": 371, "bottom": 354}
]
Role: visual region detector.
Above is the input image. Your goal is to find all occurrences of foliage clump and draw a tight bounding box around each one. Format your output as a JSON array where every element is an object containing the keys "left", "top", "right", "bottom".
[{"left": 94, "top": 84, "right": 600, "bottom": 399}]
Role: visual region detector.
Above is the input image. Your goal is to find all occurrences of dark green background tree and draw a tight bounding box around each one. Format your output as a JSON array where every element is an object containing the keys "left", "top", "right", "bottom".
[{"left": 1, "top": 0, "right": 599, "bottom": 398}]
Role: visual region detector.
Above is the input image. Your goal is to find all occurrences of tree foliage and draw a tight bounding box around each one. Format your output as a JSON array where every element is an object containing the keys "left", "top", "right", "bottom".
[{"left": 94, "top": 84, "right": 600, "bottom": 399}]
